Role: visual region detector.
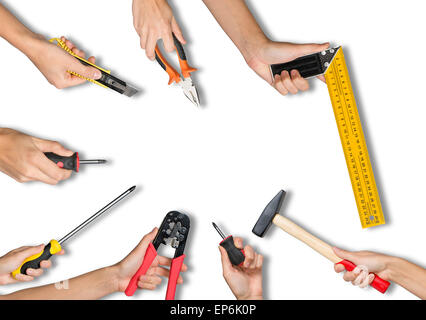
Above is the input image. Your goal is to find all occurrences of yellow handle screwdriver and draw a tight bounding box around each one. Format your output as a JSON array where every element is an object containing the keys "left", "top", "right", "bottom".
[{"left": 12, "top": 186, "right": 136, "bottom": 278}]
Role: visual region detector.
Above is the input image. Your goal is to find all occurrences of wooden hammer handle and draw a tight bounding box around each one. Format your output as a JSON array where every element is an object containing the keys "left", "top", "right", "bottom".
[
  {"left": 272, "top": 215, "right": 341, "bottom": 263},
  {"left": 272, "top": 215, "right": 391, "bottom": 293}
]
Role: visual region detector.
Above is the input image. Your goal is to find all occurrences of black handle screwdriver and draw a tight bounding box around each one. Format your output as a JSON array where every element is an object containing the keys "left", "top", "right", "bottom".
[
  {"left": 44, "top": 152, "right": 106, "bottom": 172},
  {"left": 212, "top": 222, "right": 245, "bottom": 266},
  {"left": 12, "top": 186, "right": 136, "bottom": 278}
]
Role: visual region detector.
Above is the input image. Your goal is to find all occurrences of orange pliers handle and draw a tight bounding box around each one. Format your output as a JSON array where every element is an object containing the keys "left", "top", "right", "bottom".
[{"left": 154, "top": 33, "right": 197, "bottom": 85}]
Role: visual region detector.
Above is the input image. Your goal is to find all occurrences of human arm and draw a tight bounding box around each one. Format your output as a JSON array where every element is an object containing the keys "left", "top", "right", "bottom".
[
  {"left": 202, "top": 0, "right": 329, "bottom": 95},
  {"left": 334, "top": 247, "right": 426, "bottom": 299},
  {"left": 0, "top": 128, "right": 74, "bottom": 184},
  {"left": 219, "top": 237, "right": 263, "bottom": 300},
  {"left": 0, "top": 3, "right": 101, "bottom": 88},
  {"left": 0, "top": 228, "right": 187, "bottom": 299}
]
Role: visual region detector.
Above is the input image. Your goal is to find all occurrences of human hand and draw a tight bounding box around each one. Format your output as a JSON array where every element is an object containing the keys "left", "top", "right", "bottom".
[
  {"left": 245, "top": 40, "right": 329, "bottom": 95},
  {"left": 0, "top": 128, "right": 74, "bottom": 184},
  {"left": 0, "top": 244, "right": 65, "bottom": 285},
  {"left": 219, "top": 237, "right": 263, "bottom": 300},
  {"left": 25, "top": 35, "right": 101, "bottom": 89},
  {"left": 132, "top": 0, "right": 186, "bottom": 60},
  {"left": 333, "top": 247, "right": 392, "bottom": 288},
  {"left": 114, "top": 228, "right": 188, "bottom": 292}
]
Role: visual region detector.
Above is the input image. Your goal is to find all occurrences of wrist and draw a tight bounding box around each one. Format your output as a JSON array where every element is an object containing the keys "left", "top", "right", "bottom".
[
  {"left": 105, "top": 265, "right": 121, "bottom": 293},
  {"left": 385, "top": 256, "right": 406, "bottom": 282},
  {"left": 238, "top": 293, "right": 263, "bottom": 300},
  {"left": 240, "top": 33, "right": 270, "bottom": 62},
  {"left": 20, "top": 33, "right": 47, "bottom": 61}
]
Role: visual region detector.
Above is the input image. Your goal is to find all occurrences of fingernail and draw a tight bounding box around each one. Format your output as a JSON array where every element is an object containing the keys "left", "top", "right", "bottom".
[{"left": 93, "top": 71, "right": 102, "bottom": 79}]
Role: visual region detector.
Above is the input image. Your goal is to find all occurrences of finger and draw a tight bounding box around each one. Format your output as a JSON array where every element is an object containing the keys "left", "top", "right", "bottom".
[
  {"left": 145, "top": 33, "right": 158, "bottom": 61},
  {"left": 219, "top": 246, "right": 233, "bottom": 273},
  {"left": 69, "top": 59, "right": 102, "bottom": 82},
  {"left": 25, "top": 168, "right": 58, "bottom": 185},
  {"left": 138, "top": 282, "right": 157, "bottom": 290},
  {"left": 171, "top": 18, "right": 186, "bottom": 44},
  {"left": 343, "top": 271, "right": 357, "bottom": 282},
  {"left": 273, "top": 74, "right": 289, "bottom": 96},
  {"left": 281, "top": 70, "right": 298, "bottom": 94},
  {"left": 334, "top": 264, "right": 346, "bottom": 273},
  {"left": 26, "top": 268, "right": 44, "bottom": 277},
  {"left": 139, "top": 275, "right": 162, "bottom": 286},
  {"left": 361, "top": 274, "right": 375, "bottom": 288},
  {"left": 131, "top": 227, "right": 158, "bottom": 258},
  {"left": 32, "top": 139, "right": 73, "bottom": 157},
  {"left": 87, "top": 56, "right": 96, "bottom": 64},
  {"left": 39, "top": 260, "right": 52, "bottom": 269},
  {"left": 153, "top": 267, "right": 184, "bottom": 284},
  {"left": 333, "top": 247, "right": 357, "bottom": 263},
  {"left": 293, "top": 42, "right": 330, "bottom": 57},
  {"left": 162, "top": 31, "right": 174, "bottom": 53},
  {"left": 291, "top": 70, "right": 309, "bottom": 91},
  {"left": 14, "top": 273, "right": 34, "bottom": 282},
  {"left": 157, "top": 256, "right": 188, "bottom": 272},
  {"left": 256, "top": 254, "right": 263, "bottom": 269},
  {"left": 36, "top": 153, "right": 72, "bottom": 183},
  {"left": 16, "top": 244, "right": 45, "bottom": 262},
  {"left": 233, "top": 237, "right": 244, "bottom": 250},
  {"left": 317, "top": 75, "right": 326, "bottom": 83},
  {"left": 140, "top": 30, "right": 148, "bottom": 50},
  {"left": 243, "top": 245, "right": 255, "bottom": 268}
]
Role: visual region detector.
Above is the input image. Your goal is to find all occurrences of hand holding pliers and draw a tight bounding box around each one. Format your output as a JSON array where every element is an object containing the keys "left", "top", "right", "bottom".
[{"left": 155, "top": 34, "right": 200, "bottom": 107}]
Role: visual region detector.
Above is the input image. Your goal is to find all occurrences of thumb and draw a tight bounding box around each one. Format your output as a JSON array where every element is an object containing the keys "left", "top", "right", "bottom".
[
  {"left": 219, "top": 246, "right": 233, "bottom": 273},
  {"left": 16, "top": 244, "right": 45, "bottom": 263},
  {"left": 134, "top": 227, "right": 158, "bottom": 255},
  {"left": 33, "top": 138, "right": 73, "bottom": 157},
  {"left": 292, "top": 42, "right": 330, "bottom": 58},
  {"left": 333, "top": 247, "right": 356, "bottom": 262},
  {"left": 71, "top": 59, "right": 102, "bottom": 80},
  {"left": 171, "top": 18, "right": 186, "bottom": 44}
]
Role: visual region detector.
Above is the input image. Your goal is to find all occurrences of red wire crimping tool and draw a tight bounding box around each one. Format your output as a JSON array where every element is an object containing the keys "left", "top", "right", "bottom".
[{"left": 125, "top": 211, "right": 190, "bottom": 299}]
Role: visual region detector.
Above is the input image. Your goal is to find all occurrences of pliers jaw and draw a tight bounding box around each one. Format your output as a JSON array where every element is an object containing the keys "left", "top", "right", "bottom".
[
  {"left": 154, "top": 33, "right": 200, "bottom": 107},
  {"left": 125, "top": 211, "right": 190, "bottom": 300}
]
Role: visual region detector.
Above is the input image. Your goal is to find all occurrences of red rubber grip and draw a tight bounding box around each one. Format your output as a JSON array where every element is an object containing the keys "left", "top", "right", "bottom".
[
  {"left": 165, "top": 254, "right": 185, "bottom": 300},
  {"left": 125, "top": 243, "right": 157, "bottom": 296},
  {"left": 338, "top": 259, "right": 390, "bottom": 293},
  {"left": 76, "top": 152, "right": 80, "bottom": 172}
]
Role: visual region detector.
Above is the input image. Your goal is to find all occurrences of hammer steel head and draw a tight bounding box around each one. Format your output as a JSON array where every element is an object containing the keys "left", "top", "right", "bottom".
[{"left": 252, "top": 190, "right": 286, "bottom": 237}]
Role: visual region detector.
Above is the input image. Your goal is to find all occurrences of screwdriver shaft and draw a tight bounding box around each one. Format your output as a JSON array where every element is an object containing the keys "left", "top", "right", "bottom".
[
  {"left": 59, "top": 186, "right": 136, "bottom": 244},
  {"left": 79, "top": 159, "right": 107, "bottom": 165},
  {"left": 212, "top": 222, "right": 226, "bottom": 239}
]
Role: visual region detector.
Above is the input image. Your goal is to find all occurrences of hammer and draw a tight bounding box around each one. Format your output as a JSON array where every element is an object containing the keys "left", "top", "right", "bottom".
[{"left": 252, "top": 190, "right": 390, "bottom": 293}]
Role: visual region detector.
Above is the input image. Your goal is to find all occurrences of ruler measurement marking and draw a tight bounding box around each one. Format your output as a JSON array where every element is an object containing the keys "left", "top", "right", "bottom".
[{"left": 325, "top": 48, "right": 385, "bottom": 228}]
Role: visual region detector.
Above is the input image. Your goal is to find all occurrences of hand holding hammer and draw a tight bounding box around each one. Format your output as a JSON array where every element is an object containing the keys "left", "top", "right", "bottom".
[{"left": 252, "top": 190, "right": 390, "bottom": 293}]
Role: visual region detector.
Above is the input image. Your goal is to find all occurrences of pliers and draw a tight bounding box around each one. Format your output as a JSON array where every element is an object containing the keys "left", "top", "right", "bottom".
[
  {"left": 155, "top": 34, "right": 200, "bottom": 107},
  {"left": 125, "top": 211, "right": 190, "bottom": 300}
]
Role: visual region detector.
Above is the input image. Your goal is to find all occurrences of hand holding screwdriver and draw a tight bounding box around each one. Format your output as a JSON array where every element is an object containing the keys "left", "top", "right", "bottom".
[
  {"left": 0, "top": 128, "right": 73, "bottom": 184},
  {"left": 213, "top": 222, "right": 245, "bottom": 266},
  {"left": 45, "top": 152, "right": 106, "bottom": 172}
]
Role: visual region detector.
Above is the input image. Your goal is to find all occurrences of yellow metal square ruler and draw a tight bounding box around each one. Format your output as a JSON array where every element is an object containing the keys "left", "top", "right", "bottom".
[{"left": 270, "top": 47, "right": 385, "bottom": 228}]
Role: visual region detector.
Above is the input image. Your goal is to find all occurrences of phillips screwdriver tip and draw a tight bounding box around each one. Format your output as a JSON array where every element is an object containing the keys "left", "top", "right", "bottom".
[{"left": 129, "top": 186, "right": 136, "bottom": 192}]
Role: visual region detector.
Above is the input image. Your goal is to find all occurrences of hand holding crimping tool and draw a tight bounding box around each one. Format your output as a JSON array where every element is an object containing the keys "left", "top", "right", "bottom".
[
  {"left": 125, "top": 211, "right": 190, "bottom": 299},
  {"left": 44, "top": 152, "right": 106, "bottom": 172},
  {"left": 155, "top": 33, "right": 200, "bottom": 107},
  {"left": 50, "top": 37, "right": 139, "bottom": 97}
]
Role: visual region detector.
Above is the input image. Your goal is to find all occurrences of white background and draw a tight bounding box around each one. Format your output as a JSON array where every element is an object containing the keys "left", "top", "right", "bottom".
[{"left": 0, "top": 0, "right": 424, "bottom": 300}]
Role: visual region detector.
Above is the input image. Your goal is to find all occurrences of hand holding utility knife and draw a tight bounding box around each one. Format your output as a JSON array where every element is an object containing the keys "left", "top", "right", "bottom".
[
  {"left": 125, "top": 211, "right": 190, "bottom": 300},
  {"left": 155, "top": 33, "right": 200, "bottom": 107},
  {"left": 44, "top": 152, "right": 106, "bottom": 172},
  {"left": 12, "top": 186, "right": 136, "bottom": 278},
  {"left": 50, "top": 38, "right": 138, "bottom": 97}
]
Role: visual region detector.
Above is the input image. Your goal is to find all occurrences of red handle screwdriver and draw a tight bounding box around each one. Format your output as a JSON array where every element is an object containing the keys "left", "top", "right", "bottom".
[{"left": 44, "top": 152, "right": 106, "bottom": 172}]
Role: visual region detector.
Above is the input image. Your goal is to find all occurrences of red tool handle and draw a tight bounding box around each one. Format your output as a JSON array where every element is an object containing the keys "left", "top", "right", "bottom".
[
  {"left": 125, "top": 243, "right": 157, "bottom": 296},
  {"left": 338, "top": 259, "right": 390, "bottom": 293},
  {"left": 165, "top": 254, "right": 185, "bottom": 300}
]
